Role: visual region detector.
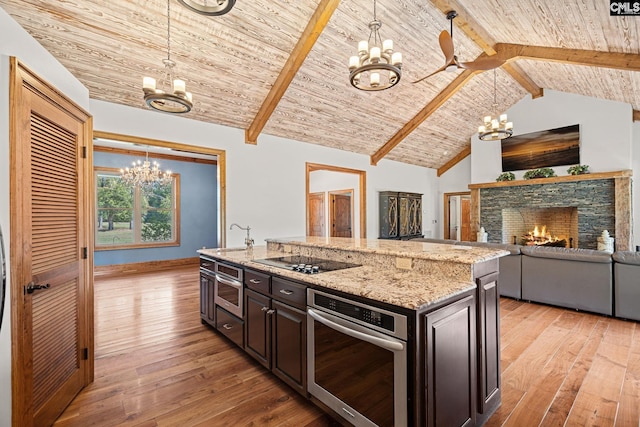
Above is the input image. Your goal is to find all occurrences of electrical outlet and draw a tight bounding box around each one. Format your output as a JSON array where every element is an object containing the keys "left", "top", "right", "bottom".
[{"left": 396, "top": 257, "right": 412, "bottom": 270}]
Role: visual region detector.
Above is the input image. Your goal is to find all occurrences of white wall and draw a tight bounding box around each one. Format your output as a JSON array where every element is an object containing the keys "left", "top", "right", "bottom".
[
  {"left": 438, "top": 156, "right": 471, "bottom": 238},
  {"left": 0, "top": 5, "right": 91, "bottom": 425},
  {"left": 471, "top": 90, "right": 633, "bottom": 183},
  {"left": 91, "top": 100, "right": 439, "bottom": 246}
]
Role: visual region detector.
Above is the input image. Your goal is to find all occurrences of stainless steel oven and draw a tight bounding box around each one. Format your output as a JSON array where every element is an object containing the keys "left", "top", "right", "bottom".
[
  {"left": 307, "top": 289, "right": 408, "bottom": 427},
  {"left": 213, "top": 261, "right": 243, "bottom": 318}
]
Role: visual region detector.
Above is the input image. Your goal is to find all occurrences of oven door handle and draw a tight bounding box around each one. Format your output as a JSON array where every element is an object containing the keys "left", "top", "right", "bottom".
[
  {"left": 308, "top": 308, "right": 404, "bottom": 352},
  {"left": 215, "top": 274, "right": 242, "bottom": 289}
]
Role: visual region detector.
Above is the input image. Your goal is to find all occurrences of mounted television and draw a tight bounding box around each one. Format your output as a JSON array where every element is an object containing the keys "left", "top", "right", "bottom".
[{"left": 501, "top": 124, "right": 580, "bottom": 172}]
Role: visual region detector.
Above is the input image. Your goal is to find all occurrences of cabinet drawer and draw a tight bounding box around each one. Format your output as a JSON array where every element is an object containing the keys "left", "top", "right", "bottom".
[
  {"left": 272, "top": 277, "right": 306, "bottom": 309},
  {"left": 216, "top": 306, "right": 244, "bottom": 348},
  {"left": 245, "top": 269, "right": 270, "bottom": 294}
]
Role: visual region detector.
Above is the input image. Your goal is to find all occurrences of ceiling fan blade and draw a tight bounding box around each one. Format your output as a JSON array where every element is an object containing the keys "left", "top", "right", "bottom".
[
  {"left": 412, "top": 64, "right": 448, "bottom": 84},
  {"left": 439, "top": 30, "right": 455, "bottom": 65},
  {"left": 459, "top": 56, "right": 505, "bottom": 71}
]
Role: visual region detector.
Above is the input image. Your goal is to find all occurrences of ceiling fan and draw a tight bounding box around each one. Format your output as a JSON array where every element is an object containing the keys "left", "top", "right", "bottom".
[{"left": 413, "top": 10, "right": 504, "bottom": 83}]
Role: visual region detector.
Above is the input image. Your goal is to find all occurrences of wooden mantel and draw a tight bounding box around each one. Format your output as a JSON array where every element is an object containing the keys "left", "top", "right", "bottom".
[
  {"left": 468, "top": 170, "right": 634, "bottom": 250},
  {"left": 469, "top": 170, "right": 632, "bottom": 189}
]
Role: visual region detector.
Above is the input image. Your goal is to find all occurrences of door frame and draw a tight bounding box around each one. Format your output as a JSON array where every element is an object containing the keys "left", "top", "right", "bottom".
[
  {"left": 93, "top": 131, "right": 227, "bottom": 248},
  {"left": 443, "top": 191, "right": 471, "bottom": 240},
  {"left": 10, "top": 57, "right": 94, "bottom": 426},
  {"left": 305, "top": 163, "right": 366, "bottom": 238}
]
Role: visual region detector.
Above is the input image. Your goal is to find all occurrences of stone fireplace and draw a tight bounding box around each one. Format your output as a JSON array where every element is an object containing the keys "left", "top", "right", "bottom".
[{"left": 468, "top": 171, "right": 633, "bottom": 251}]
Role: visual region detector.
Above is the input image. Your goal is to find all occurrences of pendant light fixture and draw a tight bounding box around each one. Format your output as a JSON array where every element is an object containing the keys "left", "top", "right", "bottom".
[
  {"left": 177, "top": 0, "right": 235, "bottom": 16},
  {"left": 120, "top": 151, "right": 172, "bottom": 189},
  {"left": 478, "top": 69, "right": 513, "bottom": 141},
  {"left": 348, "top": 0, "right": 402, "bottom": 91},
  {"left": 142, "top": 0, "right": 193, "bottom": 113}
]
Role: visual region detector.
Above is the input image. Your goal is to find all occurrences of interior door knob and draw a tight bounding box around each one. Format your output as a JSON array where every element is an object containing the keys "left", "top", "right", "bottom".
[{"left": 25, "top": 282, "right": 50, "bottom": 294}]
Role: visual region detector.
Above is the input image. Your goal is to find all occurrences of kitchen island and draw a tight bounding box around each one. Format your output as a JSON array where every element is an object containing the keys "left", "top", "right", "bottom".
[{"left": 199, "top": 237, "right": 507, "bottom": 427}]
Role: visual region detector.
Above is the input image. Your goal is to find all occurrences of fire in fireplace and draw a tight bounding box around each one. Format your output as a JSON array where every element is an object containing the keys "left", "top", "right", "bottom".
[{"left": 521, "top": 225, "right": 567, "bottom": 247}]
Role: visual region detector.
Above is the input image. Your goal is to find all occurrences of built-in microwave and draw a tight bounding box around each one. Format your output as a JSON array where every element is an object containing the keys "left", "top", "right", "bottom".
[{"left": 213, "top": 261, "right": 243, "bottom": 318}]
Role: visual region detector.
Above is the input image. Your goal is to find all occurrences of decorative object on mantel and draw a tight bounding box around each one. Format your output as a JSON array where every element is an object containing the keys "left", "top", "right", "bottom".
[
  {"left": 597, "top": 230, "right": 614, "bottom": 253},
  {"left": 476, "top": 226, "right": 488, "bottom": 242},
  {"left": 348, "top": 0, "right": 402, "bottom": 91},
  {"left": 142, "top": 0, "right": 193, "bottom": 114},
  {"left": 120, "top": 152, "right": 172, "bottom": 189},
  {"left": 523, "top": 167, "right": 556, "bottom": 179},
  {"left": 496, "top": 172, "right": 515, "bottom": 182},
  {"left": 478, "top": 69, "right": 513, "bottom": 141},
  {"left": 567, "top": 164, "right": 590, "bottom": 175},
  {"left": 178, "top": 0, "right": 235, "bottom": 16}
]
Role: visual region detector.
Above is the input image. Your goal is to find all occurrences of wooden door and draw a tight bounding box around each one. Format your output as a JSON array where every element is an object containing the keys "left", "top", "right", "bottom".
[
  {"left": 330, "top": 192, "right": 352, "bottom": 238},
  {"left": 10, "top": 59, "right": 93, "bottom": 427},
  {"left": 307, "top": 192, "right": 325, "bottom": 237},
  {"left": 461, "top": 197, "right": 471, "bottom": 241}
]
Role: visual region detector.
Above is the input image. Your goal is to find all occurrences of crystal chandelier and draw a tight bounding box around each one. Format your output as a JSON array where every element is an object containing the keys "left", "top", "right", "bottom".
[
  {"left": 142, "top": 0, "right": 193, "bottom": 113},
  {"left": 177, "top": 0, "right": 235, "bottom": 16},
  {"left": 348, "top": 0, "right": 402, "bottom": 91},
  {"left": 478, "top": 69, "right": 513, "bottom": 141},
  {"left": 120, "top": 152, "right": 172, "bottom": 189}
]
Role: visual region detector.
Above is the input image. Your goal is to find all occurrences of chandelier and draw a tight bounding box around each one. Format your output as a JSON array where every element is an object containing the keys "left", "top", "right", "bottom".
[
  {"left": 142, "top": 0, "right": 193, "bottom": 113},
  {"left": 177, "top": 0, "right": 235, "bottom": 16},
  {"left": 120, "top": 152, "right": 172, "bottom": 189},
  {"left": 478, "top": 69, "right": 513, "bottom": 141},
  {"left": 348, "top": 0, "right": 402, "bottom": 91}
]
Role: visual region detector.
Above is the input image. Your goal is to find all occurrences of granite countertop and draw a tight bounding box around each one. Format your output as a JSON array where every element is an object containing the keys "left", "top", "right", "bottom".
[
  {"left": 265, "top": 236, "right": 507, "bottom": 264},
  {"left": 198, "top": 245, "right": 481, "bottom": 310}
]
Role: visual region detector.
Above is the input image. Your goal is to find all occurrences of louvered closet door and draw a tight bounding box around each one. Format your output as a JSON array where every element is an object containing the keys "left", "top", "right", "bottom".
[{"left": 11, "top": 59, "right": 91, "bottom": 427}]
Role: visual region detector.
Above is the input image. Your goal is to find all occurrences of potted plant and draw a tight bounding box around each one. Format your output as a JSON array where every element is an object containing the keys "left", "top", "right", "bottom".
[
  {"left": 567, "top": 164, "right": 589, "bottom": 175},
  {"left": 523, "top": 167, "right": 556, "bottom": 179},
  {"left": 496, "top": 172, "right": 516, "bottom": 182}
]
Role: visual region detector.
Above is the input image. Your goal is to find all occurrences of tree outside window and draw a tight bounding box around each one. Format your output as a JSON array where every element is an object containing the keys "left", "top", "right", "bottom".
[{"left": 95, "top": 167, "right": 180, "bottom": 249}]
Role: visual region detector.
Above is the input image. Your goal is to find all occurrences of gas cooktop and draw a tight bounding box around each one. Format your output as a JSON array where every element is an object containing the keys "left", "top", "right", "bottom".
[{"left": 253, "top": 255, "right": 361, "bottom": 274}]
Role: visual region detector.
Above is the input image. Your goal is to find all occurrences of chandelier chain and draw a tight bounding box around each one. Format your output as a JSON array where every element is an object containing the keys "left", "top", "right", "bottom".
[{"left": 167, "top": 0, "right": 171, "bottom": 62}]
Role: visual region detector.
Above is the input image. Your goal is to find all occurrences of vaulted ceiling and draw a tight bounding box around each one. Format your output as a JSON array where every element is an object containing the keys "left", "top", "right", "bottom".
[{"left": 2, "top": 0, "right": 639, "bottom": 172}]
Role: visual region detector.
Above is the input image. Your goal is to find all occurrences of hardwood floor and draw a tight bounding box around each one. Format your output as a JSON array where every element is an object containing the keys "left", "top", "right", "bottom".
[{"left": 54, "top": 267, "right": 640, "bottom": 426}]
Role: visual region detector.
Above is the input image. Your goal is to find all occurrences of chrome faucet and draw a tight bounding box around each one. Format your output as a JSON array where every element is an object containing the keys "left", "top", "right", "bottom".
[{"left": 230, "top": 223, "right": 254, "bottom": 249}]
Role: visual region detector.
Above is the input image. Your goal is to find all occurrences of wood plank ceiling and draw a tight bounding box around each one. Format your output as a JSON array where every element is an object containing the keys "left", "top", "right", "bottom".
[{"left": 1, "top": 0, "right": 639, "bottom": 171}]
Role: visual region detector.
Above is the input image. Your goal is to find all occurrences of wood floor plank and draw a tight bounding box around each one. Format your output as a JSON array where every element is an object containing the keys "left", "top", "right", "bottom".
[{"left": 53, "top": 271, "right": 640, "bottom": 427}]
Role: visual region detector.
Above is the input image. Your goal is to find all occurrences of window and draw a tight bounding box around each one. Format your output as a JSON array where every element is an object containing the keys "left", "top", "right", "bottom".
[{"left": 95, "top": 167, "right": 180, "bottom": 250}]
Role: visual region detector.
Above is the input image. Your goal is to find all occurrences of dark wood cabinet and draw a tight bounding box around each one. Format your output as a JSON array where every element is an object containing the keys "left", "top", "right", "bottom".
[
  {"left": 199, "top": 271, "right": 215, "bottom": 327},
  {"left": 424, "top": 294, "right": 477, "bottom": 427},
  {"left": 216, "top": 306, "right": 244, "bottom": 348},
  {"left": 244, "top": 271, "right": 307, "bottom": 396},
  {"left": 379, "top": 191, "right": 423, "bottom": 239}
]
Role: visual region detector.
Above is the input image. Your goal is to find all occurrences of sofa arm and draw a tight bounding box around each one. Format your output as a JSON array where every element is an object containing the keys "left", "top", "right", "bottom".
[{"left": 612, "top": 251, "right": 640, "bottom": 265}]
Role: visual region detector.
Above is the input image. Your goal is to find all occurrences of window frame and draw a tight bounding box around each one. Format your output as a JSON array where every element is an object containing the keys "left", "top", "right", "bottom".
[{"left": 94, "top": 166, "right": 181, "bottom": 251}]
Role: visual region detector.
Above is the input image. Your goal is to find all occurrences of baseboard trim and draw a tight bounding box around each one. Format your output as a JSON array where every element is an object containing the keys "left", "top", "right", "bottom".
[{"left": 94, "top": 257, "right": 199, "bottom": 277}]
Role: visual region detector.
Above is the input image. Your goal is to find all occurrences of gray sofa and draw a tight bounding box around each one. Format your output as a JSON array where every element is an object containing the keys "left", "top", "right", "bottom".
[
  {"left": 520, "top": 246, "right": 613, "bottom": 315},
  {"left": 612, "top": 251, "right": 640, "bottom": 321}
]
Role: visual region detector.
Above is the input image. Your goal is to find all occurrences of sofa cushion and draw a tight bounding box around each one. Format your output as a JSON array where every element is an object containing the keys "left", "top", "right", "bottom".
[
  {"left": 612, "top": 251, "right": 640, "bottom": 265},
  {"left": 521, "top": 246, "right": 612, "bottom": 263}
]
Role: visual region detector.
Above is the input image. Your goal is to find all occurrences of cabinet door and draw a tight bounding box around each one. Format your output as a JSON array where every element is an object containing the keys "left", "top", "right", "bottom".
[
  {"left": 200, "top": 274, "right": 208, "bottom": 321},
  {"left": 425, "top": 295, "right": 476, "bottom": 427},
  {"left": 207, "top": 278, "right": 216, "bottom": 325},
  {"left": 477, "top": 272, "right": 500, "bottom": 415},
  {"left": 379, "top": 192, "right": 399, "bottom": 239},
  {"left": 271, "top": 300, "right": 307, "bottom": 395},
  {"left": 244, "top": 289, "right": 271, "bottom": 368}
]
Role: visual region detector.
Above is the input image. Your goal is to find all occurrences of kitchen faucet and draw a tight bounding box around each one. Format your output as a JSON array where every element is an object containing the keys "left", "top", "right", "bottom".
[{"left": 230, "top": 223, "right": 254, "bottom": 249}]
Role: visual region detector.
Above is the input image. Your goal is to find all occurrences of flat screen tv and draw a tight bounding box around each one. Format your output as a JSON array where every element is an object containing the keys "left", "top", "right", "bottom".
[{"left": 501, "top": 124, "right": 580, "bottom": 172}]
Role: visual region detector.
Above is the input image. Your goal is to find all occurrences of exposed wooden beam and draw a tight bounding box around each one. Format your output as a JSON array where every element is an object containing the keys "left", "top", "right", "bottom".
[
  {"left": 370, "top": 69, "right": 477, "bottom": 165},
  {"left": 437, "top": 144, "right": 471, "bottom": 177},
  {"left": 244, "top": 0, "right": 341, "bottom": 145},
  {"left": 502, "top": 63, "right": 544, "bottom": 99},
  {"left": 497, "top": 43, "right": 640, "bottom": 71},
  {"left": 633, "top": 110, "right": 640, "bottom": 121}
]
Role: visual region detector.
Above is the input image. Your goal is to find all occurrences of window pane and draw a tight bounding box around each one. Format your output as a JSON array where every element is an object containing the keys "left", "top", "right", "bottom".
[
  {"left": 141, "top": 183, "right": 174, "bottom": 242},
  {"left": 96, "top": 174, "right": 134, "bottom": 246}
]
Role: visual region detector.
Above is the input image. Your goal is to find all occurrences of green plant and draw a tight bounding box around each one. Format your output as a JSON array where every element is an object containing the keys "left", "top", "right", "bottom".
[
  {"left": 567, "top": 164, "right": 589, "bottom": 175},
  {"left": 523, "top": 167, "right": 556, "bottom": 179},
  {"left": 496, "top": 172, "right": 516, "bottom": 182}
]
